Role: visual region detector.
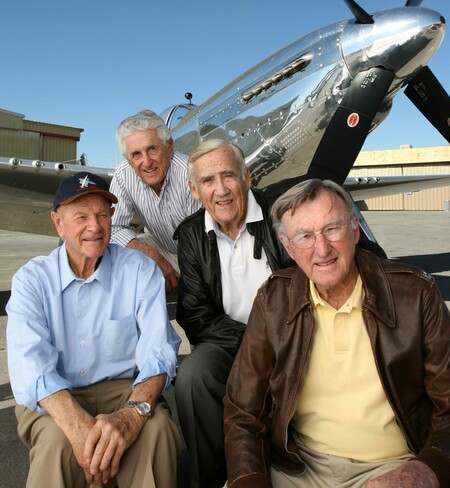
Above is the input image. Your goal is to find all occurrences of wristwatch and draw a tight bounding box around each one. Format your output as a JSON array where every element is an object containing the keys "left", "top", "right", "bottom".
[{"left": 123, "top": 400, "right": 153, "bottom": 417}]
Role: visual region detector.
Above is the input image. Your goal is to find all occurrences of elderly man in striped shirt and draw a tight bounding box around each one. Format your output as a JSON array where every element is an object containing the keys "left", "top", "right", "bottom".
[{"left": 111, "top": 110, "right": 201, "bottom": 293}]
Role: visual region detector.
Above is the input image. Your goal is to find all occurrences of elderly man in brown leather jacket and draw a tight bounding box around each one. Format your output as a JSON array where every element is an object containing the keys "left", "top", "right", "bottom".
[{"left": 224, "top": 179, "right": 449, "bottom": 488}]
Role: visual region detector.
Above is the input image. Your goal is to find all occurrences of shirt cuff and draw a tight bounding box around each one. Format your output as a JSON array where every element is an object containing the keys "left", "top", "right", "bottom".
[
  {"left": 33, "top": 372, "right": 73, "bottom": 413},
  {"left": 134, "top": 344, "right": 179, "bottom": 392},
  {"left": 414, "top": 447, "right": 450, "bottom": 487}
]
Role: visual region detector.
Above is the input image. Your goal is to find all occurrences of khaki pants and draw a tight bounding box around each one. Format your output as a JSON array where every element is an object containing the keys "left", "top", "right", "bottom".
[
  {"left": 271, "top": 441, "right": 412, "bottom": 487},
  {"left": 224, "top": 440, "right": 413, "bottom": 488},
  {"left": 16, "top": 379, "right": 182, "bottom": 488}
]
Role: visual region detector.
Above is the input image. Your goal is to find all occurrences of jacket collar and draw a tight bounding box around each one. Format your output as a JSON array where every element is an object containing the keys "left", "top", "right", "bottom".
[
  {"left": 355, "top": 247, "right": 396, "bottom": 328},
  {"left": 276, "top": 247, "right": 397, "bottom": 328}
]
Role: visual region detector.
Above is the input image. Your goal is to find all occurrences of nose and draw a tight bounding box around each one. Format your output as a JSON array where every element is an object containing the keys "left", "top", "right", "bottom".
[
  {"left": 87, "top": 215, "right": 102, "bottom": 232},
  {"left": 214, "top": 177, "right": 229, "bottom": 196},
  {"left": 313, "top": 232, "right": 332, "bottom": 256},
  {"left": 141, "top": 151, "right": 153, "bottom": 166}
]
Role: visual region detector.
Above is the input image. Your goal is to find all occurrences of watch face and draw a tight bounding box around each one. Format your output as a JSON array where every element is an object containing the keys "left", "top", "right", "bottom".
[
  {"left": 124, "top": 400, "right": 153, "bottom": 417},
  {"left": 136, "top": 402, "right": 152, "bottom": 416}
]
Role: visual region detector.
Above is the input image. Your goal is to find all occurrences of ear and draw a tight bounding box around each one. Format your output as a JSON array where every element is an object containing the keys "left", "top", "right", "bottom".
[
  {"left": 167, "top": 138, "right": 174, "bottom": 157},
  {"left": 279, "top": 234, "right": 296, "bottom": 260},
  {"left": 188, "top": 179, "right": 201, "bottom": 201},
  {"left": 352, "top": 215, "right": 360, "bottom": 244},
  {"left": 244, "top": 168, "right": 251, "bottom": 189},
  {"left": 51, "top": 211, "right": 65, "bottom": 239}
]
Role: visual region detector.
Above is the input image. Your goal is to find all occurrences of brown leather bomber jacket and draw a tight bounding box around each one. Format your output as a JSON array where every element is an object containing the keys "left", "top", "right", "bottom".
[{"left": 224, "top": 247, "right": 450, "bottom": 488}]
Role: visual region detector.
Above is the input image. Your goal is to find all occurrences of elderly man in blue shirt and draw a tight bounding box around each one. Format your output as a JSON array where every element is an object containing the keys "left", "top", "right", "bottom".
[{"left": 6, "top": 171, "right": 182, "bottom": 488}]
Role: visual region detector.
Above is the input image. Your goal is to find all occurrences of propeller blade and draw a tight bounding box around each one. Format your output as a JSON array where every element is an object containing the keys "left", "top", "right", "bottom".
[
  {"left": 343, "top": 0, "right": 374, "bottom": 24},
  {"left": 307, "top": 67, "right": 395, "bottom": 185},
  {"left": 404, "top": 66, "right": 450, "bottom": 143},
  {"left": 405, "top": 0, "right": 424, "bottom": 6}
]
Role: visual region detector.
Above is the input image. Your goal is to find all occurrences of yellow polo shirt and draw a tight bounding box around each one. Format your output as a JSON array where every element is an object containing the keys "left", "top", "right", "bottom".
[{"left": 291, "top": 275, "right": 410, "bottom": 461}]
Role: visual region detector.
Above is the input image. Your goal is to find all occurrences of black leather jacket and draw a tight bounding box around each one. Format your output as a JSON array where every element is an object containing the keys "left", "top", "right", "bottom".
[{"left": 174, "top": 188, "right": 293, "bottom": 355}]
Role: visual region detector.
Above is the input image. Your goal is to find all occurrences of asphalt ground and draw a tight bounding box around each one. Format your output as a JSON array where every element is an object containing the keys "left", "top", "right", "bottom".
[{"left": 1, "top": 211, "right": 449, "bottom": 487}]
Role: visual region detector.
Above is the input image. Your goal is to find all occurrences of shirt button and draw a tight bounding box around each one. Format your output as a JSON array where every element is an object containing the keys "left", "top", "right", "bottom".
[
  {"left": 80, "top": 312, "right": 86, "bottom": 317},
  {"left": 79, "top": 369, "right": 85, "bottom": 376},
  {"left": 80, "top": 340, "right": 86, "bottom": 346}
]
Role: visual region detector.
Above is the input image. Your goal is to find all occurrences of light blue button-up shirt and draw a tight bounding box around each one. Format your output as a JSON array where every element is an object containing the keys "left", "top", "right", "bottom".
[{"left": 7, "top": 243, "right": 180, "bottom": 412}]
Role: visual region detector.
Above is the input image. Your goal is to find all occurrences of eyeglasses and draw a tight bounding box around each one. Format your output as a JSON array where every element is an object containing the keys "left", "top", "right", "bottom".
[{"left": 282, "top": 221, "right": 354, "bottom": 250}]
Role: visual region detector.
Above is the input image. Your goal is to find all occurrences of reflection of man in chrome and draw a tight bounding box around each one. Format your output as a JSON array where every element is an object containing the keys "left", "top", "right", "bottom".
[
  {"left": 175, "top": 140, "right": 293, "bottom": 488},
  {"left": 7, "top": 171, "right": 181, "bottom": 487},
  {"left": 111, "top": 109, "right": 201, "bottom": 293},
  {"left": 225, "top": 179, "right": 449, "bottom": 488}
]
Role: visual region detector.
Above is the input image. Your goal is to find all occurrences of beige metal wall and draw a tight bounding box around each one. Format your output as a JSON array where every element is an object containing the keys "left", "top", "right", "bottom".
[
  {"left": 0, "top": 109, "right": 83, "bottom": 163},
  {"left": 0, "top": 128, "right": 40, "bottom": 159},
  {"left": 41, "top": 134, "right": 78, "bottom": 163},
  {"left": 351, "top": 146, "right": 450, "bottom": 210},
  {"left": 403, "top": 164, "right": 450, "bottom": 210}
]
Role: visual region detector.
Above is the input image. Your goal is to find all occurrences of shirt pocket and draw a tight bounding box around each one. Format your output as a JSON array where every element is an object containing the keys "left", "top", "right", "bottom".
[{"left": 103, "top": 315, "right": 138, "bottom": 362}]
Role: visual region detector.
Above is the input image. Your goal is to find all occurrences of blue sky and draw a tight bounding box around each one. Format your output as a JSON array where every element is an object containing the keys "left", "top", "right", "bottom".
[{"left": 2, "top": 0, "right": 449, "bottom": 168}]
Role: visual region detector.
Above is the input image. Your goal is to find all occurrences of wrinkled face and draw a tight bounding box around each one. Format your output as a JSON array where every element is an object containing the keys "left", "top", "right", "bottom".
[
  {"left": 51, "top": 194, "right": 113, "bottom": 268},
  {"left": 124, "top": 129, "right": 173, "bottom": 194},
  {"left": 280, "top": 190, "right": 360, "bottom": 299},
  {"left": 189, "top": 146, "right": 251, "bottom": 237}
]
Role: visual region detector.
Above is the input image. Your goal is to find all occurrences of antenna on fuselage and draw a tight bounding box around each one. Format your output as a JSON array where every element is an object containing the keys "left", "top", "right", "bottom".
[{"left": 185, "top": 92, "right": 193, "bottom": 105}]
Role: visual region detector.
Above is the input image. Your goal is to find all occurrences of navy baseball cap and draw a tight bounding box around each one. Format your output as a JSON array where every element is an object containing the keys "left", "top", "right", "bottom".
[{"left": 53, "top": 171, "right": 118, "bottom": 211}]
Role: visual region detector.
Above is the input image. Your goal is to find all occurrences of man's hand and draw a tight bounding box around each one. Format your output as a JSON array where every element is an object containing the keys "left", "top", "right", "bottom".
[
  {"left": 84, "top": 408, "right": 146, "bottom": 484},
  {"left": 65, "top": 411, "right": 100, "bottom": 484},
  {"left": 127, "top": 239, "right": 179, "bottom": 293},
  {"left": 39, "top": 390, "right": 103, "bottom": 485},
  {"left": 366, "top": 460, "right": 439, "bottom": 488},
  {"left": 156, "top": 255, "right": 179, "bottom": 294}
]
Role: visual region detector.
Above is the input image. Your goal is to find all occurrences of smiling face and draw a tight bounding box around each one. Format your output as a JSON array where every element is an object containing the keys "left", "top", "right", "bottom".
[
  {"left": 124, "top": 128, "right": 173, "bottom": 195},
  {"left": 189, "top": 145, "right": 251, "bottom": 240},
  {"left": 280, "top": 189, "right": 360, "bottom": 306},
  {"left": 51, "top": 194, "right": 113, "bottom": 278}
]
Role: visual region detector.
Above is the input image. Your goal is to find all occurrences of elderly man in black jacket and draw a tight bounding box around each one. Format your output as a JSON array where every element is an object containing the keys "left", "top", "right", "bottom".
[{"left": 174, "top": 139, "right": 293, "bottom": 488}]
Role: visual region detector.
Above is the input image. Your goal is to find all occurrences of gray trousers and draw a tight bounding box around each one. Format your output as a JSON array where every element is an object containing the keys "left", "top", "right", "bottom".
[{"left": 175, "top": 343, "right": 234, "bottom": 488}]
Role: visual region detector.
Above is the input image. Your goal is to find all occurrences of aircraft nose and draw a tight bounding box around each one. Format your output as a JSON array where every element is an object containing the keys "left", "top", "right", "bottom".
[{"left": 342, "top": 7, "right": 445, "bottom": 80}]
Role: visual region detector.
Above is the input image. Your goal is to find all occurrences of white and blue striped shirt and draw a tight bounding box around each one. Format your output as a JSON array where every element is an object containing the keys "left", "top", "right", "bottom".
[{"left": 110, "top": 151, "right": 201, "bottom": 253}]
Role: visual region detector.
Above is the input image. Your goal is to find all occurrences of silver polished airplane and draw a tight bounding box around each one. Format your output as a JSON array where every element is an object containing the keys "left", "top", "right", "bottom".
[{"left": 1, "top": 0, "right": 449, "bottom": 239}]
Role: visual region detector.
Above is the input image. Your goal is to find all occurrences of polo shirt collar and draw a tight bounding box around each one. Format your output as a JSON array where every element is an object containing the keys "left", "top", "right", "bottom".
[{"left": 309, "top": 274, "right": 364, "bottom": 312}]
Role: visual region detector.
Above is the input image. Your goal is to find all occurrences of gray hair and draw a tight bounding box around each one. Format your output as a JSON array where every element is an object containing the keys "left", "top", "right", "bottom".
[
  {"left": 116, "top": 110, "right": 172, "bottom": 156},
  {"left": 188, "top": 139, "right": 247, "bottom": 183},
  {"left": 271, "top": 179, "right": 355, "bottom": 234}
]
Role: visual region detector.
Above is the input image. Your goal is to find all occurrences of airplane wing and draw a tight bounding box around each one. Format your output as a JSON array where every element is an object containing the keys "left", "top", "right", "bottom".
[
  {"left": 1, "top": 156, "right": 449, "bottom": 236},
  {"left": 344, "top": 174, "right": 450, "bottom": 201},
  {"left": 0, "top": 159, "right": 114, "bottom": 236}
]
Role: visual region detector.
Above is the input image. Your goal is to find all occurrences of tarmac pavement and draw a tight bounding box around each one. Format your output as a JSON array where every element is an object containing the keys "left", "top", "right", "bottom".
[{"left": 1, "top": 211, "right": 449, "bottom": 487}]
